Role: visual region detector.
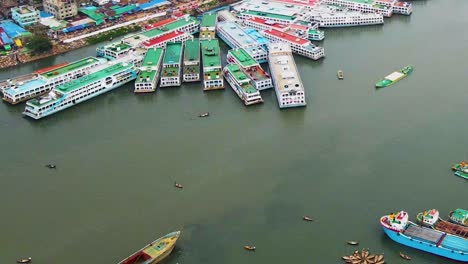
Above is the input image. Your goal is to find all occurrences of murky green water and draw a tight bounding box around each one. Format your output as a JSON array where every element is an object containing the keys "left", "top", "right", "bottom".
[{"left": 1, "top": 1, "right": 467, "bottom": 263}]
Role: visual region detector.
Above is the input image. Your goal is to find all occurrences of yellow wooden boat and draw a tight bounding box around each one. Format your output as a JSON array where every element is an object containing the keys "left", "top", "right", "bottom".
[{"left": 118, "top": 231, "right": 180, "bottom": 264}]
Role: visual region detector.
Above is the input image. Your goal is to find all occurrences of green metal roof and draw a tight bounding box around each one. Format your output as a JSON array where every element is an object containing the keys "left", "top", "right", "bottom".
[
  {"left": 228, "top": 48, "right": 257, "bottom": 68},
  {"left": 56, "top": 63, "right": 133, "bottom": 93},
  {"left": 350, "top": 0, "right": 375, "bottom": 4},
  {"left": 163, "top": 42, "right": 182, "bottom": 65},
  {"left": 138, "top": 48, "right": 163, "bottom": 82},
  {"left": 226, "top": 64, "right": 257, "bottom": 94},
  {"left": 142, "top": 28, "right": 165, "bottom": 38},
  {"left": 184, "top": 38, "right": 200, "bottom": 62},
  {"left": 201, "top": 12, "right": 217, "bottom": 28},
  {"left": 200, "top": 38, "right": 221, "bottom": 68},
  {"left": 452, "top": 209, "right": 468, "bottom": 220},
  {"left": 41, "top": 57, "right": 100, "bottom": 79},
  {"left": 161, "top": 16, "right": 199, "bottom": 32},
  {"left": 242, "top": 10, "right": 295, "bottom": 21}
]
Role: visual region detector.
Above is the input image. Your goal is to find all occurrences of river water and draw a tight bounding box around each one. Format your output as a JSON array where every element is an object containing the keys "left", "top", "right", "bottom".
[{"left": 1, "top": 1, "right": 467, "bottom": 263}]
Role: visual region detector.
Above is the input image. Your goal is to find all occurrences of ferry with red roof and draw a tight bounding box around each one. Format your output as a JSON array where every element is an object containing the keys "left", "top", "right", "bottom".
[
  {"left": 380, "top": 211, "right": 468, "bottom": 262},
  {"left": 262, "top": 29, "right": 324, "bottom": 60}
]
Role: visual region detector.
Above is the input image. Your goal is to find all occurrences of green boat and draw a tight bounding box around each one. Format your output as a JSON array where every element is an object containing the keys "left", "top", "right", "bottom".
[
  {"left": 375, "top": 65, "right": 413, "bottom": 88},
  {"left": 451, "top": 161, "right": 468, "bottom": 180}
]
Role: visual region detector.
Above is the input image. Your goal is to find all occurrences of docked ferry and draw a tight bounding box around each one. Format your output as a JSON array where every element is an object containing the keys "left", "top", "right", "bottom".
[
  {"left": 268, "top": 42, "right": 306, "bottom": 108},
  {"left": 380, "top": 211, "right": 468, "bottom": 262},
  {"left": 322, "top": 0, "right": 412, "bottom": 17},
  {"left": 118, "top": 231, "right": 180, "bottom": 264},
  {"left": 23, "top": 58, "right": 139, "bottom": 120},
  {"left": 262, "top": 28, "right": 325, "bottom": 60},
  {"left": 183, "top": 38, "right": 201, "bottom": 82},
  {"left": 416, "top": 209, "right": 468, "bottom": 239},
  {"left": 200, "top": 38, "right": 224, "bottom": 90},
  {"left": 1, "top": 57, "right": 105, "bottom": 104},
  {"left": 224, "top": 64, "right": 263, "bottom": 106},
  {"left": 200, "top": 12, "right": 217, "bottom": 40},
  {"left": 245, "top": 17, "right": 324, "bottom": 41},
  {"left": 307, "top": 5, "right": 384, "bottom": 27},
  {"left": 227, "top": 48, "right": 272, "bottom": 90},
  {"left": 160, "top": 42, "right": 183, "bottom": 87},
  {"left": 134, "top": 48, "right": 164, "bottom": 93}
]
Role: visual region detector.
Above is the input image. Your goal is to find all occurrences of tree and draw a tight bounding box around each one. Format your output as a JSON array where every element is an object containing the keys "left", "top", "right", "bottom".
[{"left": 26, "top": 36, "right": 53, "bottom": 54}]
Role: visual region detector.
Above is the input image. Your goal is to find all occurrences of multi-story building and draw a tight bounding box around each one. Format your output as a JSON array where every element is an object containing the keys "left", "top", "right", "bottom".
[
  {"left": 43, "top": 0, "right": 78, "bottom": 20},
  {"left": 11, "top": 5, "right": 40, "bottom": 27}
]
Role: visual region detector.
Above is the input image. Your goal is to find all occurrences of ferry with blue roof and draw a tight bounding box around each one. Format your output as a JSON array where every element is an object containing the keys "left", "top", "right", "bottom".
[
  {"left": 227, "top": 48, "right": 272, "bottom": 90},
  {"left": 380, "top": 211, "right": 468, "bottom": 262},
  {"left": 1, "top": 57, "right": 105, "bottom": 104},
  {"left": 134, "top": 47, "right": 164, "bottom": 93},
  {"left": 23, "top": 56, "right": 140, "bottom": 120},
  {"left": 223, "top": 64, "right": 263, "bottom": 106}
]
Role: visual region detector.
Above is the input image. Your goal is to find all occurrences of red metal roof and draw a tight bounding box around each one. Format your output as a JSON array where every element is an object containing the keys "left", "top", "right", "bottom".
[
  {"left": 394, "top": 1, "right": 409, "bottom": 6},
  {"left": 270, "top": 0, "right": 318, "bottom": 7},
  {"left": 145, "top": 17, "right": 176, "bottom": 30},
  {"left": 34, "top": 62, "right": 70, "bottom": 75},
  {"left": 263, "top": 29, "right": 309, "bottom": 45},
  {"left": 142, "top": 31, "right": 185, "bottom": 47}
]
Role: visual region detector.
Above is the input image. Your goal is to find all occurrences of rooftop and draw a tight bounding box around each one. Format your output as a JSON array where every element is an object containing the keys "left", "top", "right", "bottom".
[
  {"left": 201, "top": 39, "right": 221, "bottom": 68},
  {"left": 201, "top": 12, "right": 217, "bottom": 28},
  {"left": 244, "top": 28, "right": 269, "bottom": 46},
  {"left": 242, "top": 10, "right": 296, "bottom": 21},
  {"left": 184, "top": 38, "right": 200, "bottom": 63},
  {"left": 145, "top": 17, "right": 176, "bottom": 30},
  {"left": 56, "top": 62, "right": 133, "bottom": 93},
  {"left": 268, "top": 42, "right": 303, "bottom": 92},
  {"left": 4, "top": 79, "right": 46, "bottom": 96},
  {"left": 103, "top": 42, "right": 132, "bottom": 52},
  {"left": 270, "top": 0, "right": 318, "bottom": 7},
  {"left": 163, "top": 42, "right": 183, "bottom": 65},
  {"left": 232, "top": 0, "right": 303, "bottom": 17},
  {"left": 12, "top": 6, "right": 38, "bottom": 15},
  {"left": 228, "top": 48, "right": 258, "bottom": 68},
  {"left": 217, "top": 22, "right": 258, "bottom": 47},
  {"left": 137, "top": 48, "right": 164, "bottom": 82},
  {"left": 159, "top": 16, "right": 198, "bottom": 32},
  {"left": 225, "top": 64, "right": 257, "bottom": 94},
  {"left": 40, "top": 57, "right": 101, "bottom": 79},
  {"left": 349, "top": 0, "right": 375, "bottom": 4},
  {"left": 263, "top": 29, "right": 310, "bottom": 45},
  {"left": 141, "top": 31, "right": 186, "bottom": 48}
]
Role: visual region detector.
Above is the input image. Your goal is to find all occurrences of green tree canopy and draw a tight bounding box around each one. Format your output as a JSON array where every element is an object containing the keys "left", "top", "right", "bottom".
[{"left": 26, "top": 36, "right": 53, "bottom": 54}]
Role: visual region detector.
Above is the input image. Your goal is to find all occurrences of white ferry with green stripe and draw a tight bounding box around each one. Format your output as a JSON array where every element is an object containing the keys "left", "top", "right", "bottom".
[
  {"left": 23, "top": 58, "right": 139, "bottom": 120},
  {"left": 183, "top": 38, "right": 200, "bottom": 82},
  {"left": 223, "top": 64, "right": 263, "bottom": 106},
  {"left": 134, "top": 48, "right": 164, "bottom": 93},
  {"left": 1, "top": 57, "right": 105, "bottom": 104},
  {"left": 227, "top": 48, "right": 272, "bottom": 90},
  {"left": 201, "top": 39, "right": 224, "bottom": 90},
  {"left": 160, "top": 42, "right": 183, "bottom": 87}
]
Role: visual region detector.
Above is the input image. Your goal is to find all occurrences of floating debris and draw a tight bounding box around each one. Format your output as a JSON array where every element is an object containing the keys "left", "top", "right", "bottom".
[
  {"left": 16, "top": 257, "right": 31, "bottom": 263},
  {"left": 303, "top": 216, "right": 314, "bottom": 222},
  {"left": 400, "top": 252, "right": 411, "bottom": 260},
  {"left": 244, "top": 246, "right": 256, "bottom": 251},
  {"left": 347, "top": 241, "right": 359, "bottom": 245},
  {"left": 342, "top": 249, "right": 384, "bottom": 264}
]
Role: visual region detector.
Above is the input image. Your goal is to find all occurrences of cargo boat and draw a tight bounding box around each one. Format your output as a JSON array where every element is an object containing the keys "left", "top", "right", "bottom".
[
  {"left": 118, "top": 231, "right": 180, "bottom": 264},
  {"left": 160, "top": 42, "right": 183, "bottom": 87},
  {"left": 183, "top": 38, "right": 201, "bottom": 82},
  {"left": 200, "top": 38, "right": 224, "bottom": 90},
  {"left": 450, "top": 209, "right": 468, "bottom": 227},
  {"left": 134, "top": 48, "right": 164, "bottom": 93},
  {"left": 227, "top": 48, "right": 272, "bottom": 90},
  {"left": 452, "top": 161, "right": 468, "bottom": 180},
  {"left": 268, "top": 42, "right": 306, "bottom": 108},
  {"left": 23, "top": 57, "right": 139, "bottom": 120},
  {"left": 223, "top": 64, "right": 263, "bottom": 106},
  {"left": 416, "top": 209, "right": 468, "bottom": 239},
  {"left": 375, "top": 65, "right": 413, "bottom": 88},
  {"left": 380, "top": 211, "right": 468, "bottom": 262},
  {"left": 1, "top": 57, "right": 105, "bottom": 104}
]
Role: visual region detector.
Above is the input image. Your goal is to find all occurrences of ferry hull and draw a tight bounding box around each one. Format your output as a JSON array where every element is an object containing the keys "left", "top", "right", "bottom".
[{"left": 381, "top": 224, "right": 468, "bottom": 262}]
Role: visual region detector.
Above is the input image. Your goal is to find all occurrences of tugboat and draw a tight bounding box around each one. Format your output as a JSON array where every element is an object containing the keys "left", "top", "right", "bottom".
[
  {"left": 449, "top": 208, "right": 468, "bottom": 227},
  {"left": 337, "top": 70, "right": 344, "bottom": 80},
  {"left": 451, "top": 161, "right": 468, "bottom": 180}
]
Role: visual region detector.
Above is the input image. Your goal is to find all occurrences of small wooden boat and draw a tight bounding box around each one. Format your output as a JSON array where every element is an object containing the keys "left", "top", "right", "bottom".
[
  {"left": 199, "top": 112, "right": 209, "bottom": 118},
  {"left": 400, "top": 252, "right": 411, "bottom": 260},
  {"left": 16, "top": 258, "right": 31, "bottom": 263},
  {"left": 347, "top": 241, "right": 359, "bottom": 245},
  {"left": 244, "top": 246, "right": 256, "bottom": 251},
  {"left": 119, "top": 231, "right": 180, "bottom": 264},
  {"left": 45, "top": 164, "right": 56, "bottom": 169},
  {"left": 174, "top": 182, "right": 183, "bottom": 189},
  {"left": 303, "top": 216, "right": 314, "bottom": 221},
  {"left": 337, "top": 70, "right": 344, "bottom": 80}
]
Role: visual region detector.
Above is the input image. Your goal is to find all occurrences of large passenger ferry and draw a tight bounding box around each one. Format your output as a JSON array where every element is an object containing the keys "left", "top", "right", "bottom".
[
  {"left": 200, "top": 12, "right": 217, "bottom": 40},
  {"left": 262, "top": 28, "right": 325, "bottom": 60},
  {"left": 183, "top": 38, "right": 201, "bottom": 82},
  {"left": 268, "top": 43, "right": 306, "bottom": 108},
  {"left": 23, "top": 57, "right": 139, "bottom": 120},
  {"left": 1, "top": 57, "right": 105, "bottom": 104},
  {"left": 245, "top": 17, "right": 324, "bottom": 41},
  {"left": 307, "top": 5, "right": 384, "bottom": 27},
  {"left": 216, "top": 21, "right": 268, "bottom": 63},
  {"left": 200, "top": 39, "right": 224, "bottom": 90},
  {"left": 134, "top": 48, "right": 164, "bottom": 93},
  {"left": 227, "top": 48, "right": 272, "bottom": 90},
  {"left": 322, "top": 0, "right": 412, "bottom": 17},
  {"left": 380, "top": 211, "right": 468, "bottom": 262},
  {"left": 224, "top": 64, "right": 263, "bottom": 106},
  {"left": 160, "top": 42, "right": 183, "bottom": 87}
]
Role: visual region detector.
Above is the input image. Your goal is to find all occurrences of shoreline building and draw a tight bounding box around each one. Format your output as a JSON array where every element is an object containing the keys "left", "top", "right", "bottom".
[
  {"left": 134, "top": 47, "right": 164, "bottom": 93},
  {"left": 200, "top": 12, "right": 217, "bottom": 40},
  {"left": 11, "top": 5, "right": 40, "bottom": 27},
  {"left": 183, "top": 38, "right": 201, "bottom": 82},
  {"left": 43, "top": 0, "right": 78, "bottom": 20},
  {"left": 200, "top": 38, "right": 224, "bottom": 91}
]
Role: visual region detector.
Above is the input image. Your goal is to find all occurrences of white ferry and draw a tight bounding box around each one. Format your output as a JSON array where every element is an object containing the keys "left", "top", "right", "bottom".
[
  {"left": 160, "top": 42, "right": 183, "bottom": 87},
  {"left": 245, "top": 17, "right": 324, "bottom": 41},
  {"left": 227, "top": 48, "right": 272, "bottom": 90},
  {"left": 262, "top": 28, "right": 325, "bottom": 60},
  {"left": 183, "top": 38, "right": 201, "bottom": 82},
  {"left": 134, "top": 47, "right": 164, "bottom": 93},
  {"left": 200, "top": 12, "right": 217, "bottom": 40},
  {"left": 201, "top": 38, "right": 224, "bottom": 90},
  {"left": 268, "top": 42, "right": 306, "bottom": 108},
  {"left": 1, "top": 57, "right": 105, "bottom": 104},
  {"left": 306, "top": 4, "right": 384, "bottom": 27},
  {"left": 223, "top": 64, "right": 263, "bottom": 106},
  {"left": 321, "top": 0, "right": 412, "bottom": 17},
  {"left": 216, "top": 21, "right": 268, "bottom": 63},
  {"left": 23, "top": 58, "right": 139, "bottom": 120},
  {"left": 97, "top": 41, "right": 135, "bottom": 60}
]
